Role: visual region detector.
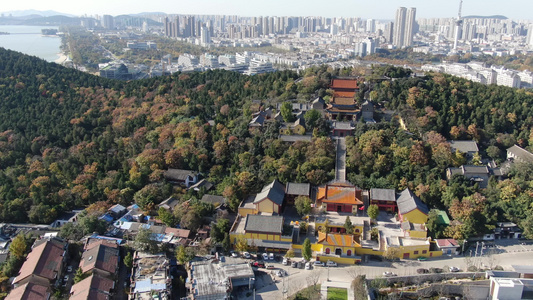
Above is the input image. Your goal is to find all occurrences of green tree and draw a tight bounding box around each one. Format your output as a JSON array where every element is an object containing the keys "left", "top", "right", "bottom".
[
  {"left": 294, "top": 195, "right": 312, "bottom": 217},
  {"left": 367, "top": 204, "right": 379, "bottom": 221},
  {"left": 158, "top": 207, "right": 176, "bottom": 227},
  {"left": 304, "top": 109, "right": 321, "bottom": 129},
  {"left": 234, "top": 235, "right": 248, "bottom": 252},
  {"left": 73, "top": 267, "right": 89, "bottom": 283},
  {"left": 285, "top": 248, "right": 295, "bottom": 258},
  {"left": 78, "top": 214, "right": 108, "bottom": 235},
  {"left": 344, "top": 216, "right": 354, "bottom": 234},
  {"left": 222, "top": 233, "right": 230, "bottom": 253},
  {"left": 134, "top": 228, "right": 159, "bottom": 253},
  {"left": 124, "top": 251, "right": 133, "bottom": 269},
  {"left": 280, "top": 102, "right": 295, "bottom": 122},
  {"left": 9, "top": 234, "right": 28, "bottom": 260},
  {"left": 210, "top": 218, "right": 230, "bottom": 244},
  {"left": 59, "top": 222, "right": 84, "bottom": 240},
  {"left": 175, "top": 245, "right": 194, "bottom": 265},
  {"left": 302, "top": 238, "right": 312, "bottom": 261}
]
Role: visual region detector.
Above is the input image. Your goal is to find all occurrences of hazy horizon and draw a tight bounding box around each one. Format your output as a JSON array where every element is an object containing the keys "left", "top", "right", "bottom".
[{"left": 2, "top": 0, "right": 532, "bottom": 21}]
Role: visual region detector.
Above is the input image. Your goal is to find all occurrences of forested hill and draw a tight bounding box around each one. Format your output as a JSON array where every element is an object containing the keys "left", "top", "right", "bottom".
[{"left": 0, "top": 47, "right": 334, "bottom": 224}]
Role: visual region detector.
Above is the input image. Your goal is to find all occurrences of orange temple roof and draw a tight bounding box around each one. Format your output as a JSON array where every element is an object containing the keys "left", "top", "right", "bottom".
[
  {"left": 317, "top": 184, "right": 363, "bottom": 205},
  {"left": 331, "top": 79, "right": 359, "bottom": 90}
]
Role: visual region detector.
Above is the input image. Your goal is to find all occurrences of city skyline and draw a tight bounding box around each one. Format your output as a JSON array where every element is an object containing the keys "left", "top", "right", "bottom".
[{"left": 2, "top": 0, "right": 533, "bottom": 21}]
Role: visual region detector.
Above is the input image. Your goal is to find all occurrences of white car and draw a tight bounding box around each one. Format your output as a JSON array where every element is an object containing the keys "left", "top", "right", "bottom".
[
  {"left": 383, "top": 271, "right": 397, "bottom": 277},
  {"left": 282, "top": 257, "right": 289, "bottom": 265},
  {"left": 243, "top": 252, "right": 251, "bottom": 259},
  {"left": 66, "top": 266, "right": 73, "bottom": 273},
  {"left": 326, "top": 260, "right": 337, "bottom": 267},
  {"left": 231, "top": 252, "right": 238, "bottom": 258},
  {"left": 313, "top": 260, "right": 325, "bottom": 267},
  {"left": 262, "top": 253, "right": 269, "bottom": 260},
  {"left": 305, "top": 262, "right": 312, "bottom": 270},
  {"left": 449, "top": 266, "right": 460, "bottom": 272},
  {"left": 269, "top": 253, "right": 275, "bottom": 260}
]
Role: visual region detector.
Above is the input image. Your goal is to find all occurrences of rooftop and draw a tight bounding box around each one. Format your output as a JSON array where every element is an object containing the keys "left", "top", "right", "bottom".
[
  {"left": 5, "top": 282, "right": 50, "bottom": 300},
  {"left": 285, "top": 182, "right": 311, "bottom": 196},
  {"left": 131, "top": 252, "right": 170, "bottom": 300},
  {"left": 244, "top": 215, "right": 283, "bottom": 234},
  {"left": 396, "top": 188, "right": 429, "bottom": 216},
  {"left": 191, "top": 261, "right": 254, "bottom": 298},
  {"left": 370, "top": 188, "right": 396, "bottom": 202},
  {"left": 69, "top": 274, "right": 114, "bottom": 300},
  {"left": 507, "top": 144, "right": 533, "bottom": 163},
  {"left": 253, "top": 179, "right": 285, "bottom": 206},
  {"left": 448, "top": 140, "right": 479, "bottom": 153},
  {"left": 13, "top": 238, "right": 67, "bottom": 285},
  {"left": 318, "top": 184, "right": 363, "bottom": 206},
  {"left": 331, "top": 78, "right": 358, "bottom": 90}
]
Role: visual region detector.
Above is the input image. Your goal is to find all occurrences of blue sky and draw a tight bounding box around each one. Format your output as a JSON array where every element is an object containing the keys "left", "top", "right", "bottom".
[{"left": 2, "top": 0, "right": 532, "bottom": 20}]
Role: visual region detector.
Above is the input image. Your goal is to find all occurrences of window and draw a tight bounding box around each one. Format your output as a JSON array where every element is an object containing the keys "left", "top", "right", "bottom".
[
  {"left": 325, "top": 248, "right": 330, "bottom": 254},
  {"left": 422, "top": 250, "right": 427, "bottom": 254},
  {"left": 347, "top": 250, "right": 352, "bottom": 256},
  {"left": 414, "top": 251, "right": 419, "bottom": 255},
  {"left": 355, "top": 229, "right": 359, "bottom": 233}
]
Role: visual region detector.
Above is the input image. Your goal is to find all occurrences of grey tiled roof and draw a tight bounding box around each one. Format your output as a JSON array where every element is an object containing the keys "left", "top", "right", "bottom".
[
  {"left": 200, "top": 194, "right": 226, "bottom": 205},
  {"left": 253, "top": 180, "right": 285, "bottom": 206},
  {"left": 370, "top": 188, "right": 396, "bottom": 202},
  {"left": 507, "top": 144, "right": 533, "bottom": 163},
  {"left": 285, "top": 183, "right": 311, "bottom": 196},
  {"left": 244, "top": 215, "right": 283, "bottom": 234},
  {"left": 448, "top": 140, "right": 479, "bottom": 153},
  {"left": 164, "top": 169, "right": 197, "bottom": 181},
  {"left": 397, "top": 188, "right": 429, "bottom": 215}
]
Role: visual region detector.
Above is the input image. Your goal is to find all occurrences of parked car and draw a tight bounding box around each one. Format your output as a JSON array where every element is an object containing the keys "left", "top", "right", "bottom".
[
  {"left": 291, "top": 261, "right": 298, "bottom": 268},
  {"left": 269, "top": 253, "right": 275, "bottom": 260},
  {"left": 243, "top": 252, "right": 251, "bottom": 259},
  {"left": 383, "top": 271, "right": 397, "bottom": 277},
  {"left": 282, "top": 257, "right": 289, "bottom": 265},
  {"left": 305, "top": 262, "right": 312, "bottom": 270},
  {"left": 62, "top": 275, "right": 69, "bottom": 286},
  {"left": 430, "top": 267, "right": 443, "bottom": 273},
  {"left": 276, "top": 269, "right": 286, "bottom": 277},
  {"left": 266, "top": 264, "right": 276, "bottom": 270},
  {"left": 313, "top": 260, "right": 325, "bottom": 267},
  {"left": 262, "top": 253, "right": 269, "bottom": 260},
  {"left": 231, "top": 251, "right": 239, "bottom": 258},
  {"left": 449, "top": 266, "right": 461, "bottom": 272},
  {"left": 417, "top": 268, "right": 429, "bottom": 274},
  {"left": 326, "top": 260, "right": 337, "bottom": 267},
  {"left": 417, "top": 256, "right": 427, "bottom": 261},
  {"left": 66, "top": 266, "right": 73, "bottom": 273},
  {"left": 251, "top": 261, "right": 265, "bottom": 268}
]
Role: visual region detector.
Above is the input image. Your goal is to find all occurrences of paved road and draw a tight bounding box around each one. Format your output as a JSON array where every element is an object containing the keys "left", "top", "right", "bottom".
[
  {"left": 236, "top": 246, "right": 533, "bottom": 300},
  {"left": 335, "top": 137, "right": 346, "bottom": 182}
]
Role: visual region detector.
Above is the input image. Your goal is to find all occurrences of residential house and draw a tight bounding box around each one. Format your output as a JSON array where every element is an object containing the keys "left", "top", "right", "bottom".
[
  {"left": 507, "top": 144, "right": 533, "bottom": 164},
  {"left": 107, "top": 204, "right": 126, "bottom": 219},
  {"left": 446, "top": 165, "right": 502, "bottom": 188},
  {"left": 495, "top": 222, "right": 522, "bottom": 239},
  {"left": 190, "top": 261, "right": 254, "bottom": 300},
  {"left": 396, "top": 188, "right": 429, "bottom": 224},
  {"left": 164, "top": 169, "right": 198, "bottom": 188},
  {"left": 370, "top": 188, "right": 397, "bottom": 212},
  {"left": 50, "top": 209, "right": 83, "bottom": 228},
  {"left": 69, "top": 274, "right": 115, "bottom": 300},
  {"left": 311, "top": 97, "right": 326, "bottom": 111},
  {"left": 284, "top": 182, "right": 311, "bottom": 205},
  {"left": 188, "top": 179, "right": 214, "bottom": 192},
  {"left": 129, "top": 252, "right": 171, "bottom": 300},
  {"left": 448, "top": 140, "right": 479, "bottom": 159},
  {"left": 5, "top": 281, "right": 51, "bottom": 300},
  {"left": 279, "top": 134, "right": 313, "bottom": 143},
  {"left": 280, "top": 117, "right": 306, "bottom": 135},
  {"left": 385, "top": 236, "right": 432, "bottom": 259},
  {"left": 401, "top": 221, "right": 427, "bottom": 238},
  {"left": 317, "top": 183, "right": 363, "bottom": 214},
  {"left": 434, "top": 238, "right": 460, "bottom": 255},
  {"left": 157, "top": 197, "right": 181, "bottom": 211},
  {"left": 79, "top": 239, "right": 119, "bottom": 279},
  {"left": 13, "top": 237, "right": 68, "bottom": 287},
  {"left": 200, "top": 194, "right": 226, "bottom": 207},
  {"left": 361, "top": 100, "right": 375, "bottom": 122}
]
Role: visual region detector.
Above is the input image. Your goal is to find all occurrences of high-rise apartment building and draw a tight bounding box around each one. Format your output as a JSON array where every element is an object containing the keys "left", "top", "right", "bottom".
[
  {"left": 102, "top": 15, "right": 114, "bottom": 29},
  {"left": 527, "top": 24, "right": 533, "bottom": 48},
  {"left": 393, "top": 7, "right": 416, "bottom": 48}
]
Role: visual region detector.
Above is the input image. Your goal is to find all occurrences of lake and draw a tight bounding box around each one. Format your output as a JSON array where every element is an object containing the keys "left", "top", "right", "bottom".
[{"left": 0, "top": 25, "right": 62, "bottom": 62}]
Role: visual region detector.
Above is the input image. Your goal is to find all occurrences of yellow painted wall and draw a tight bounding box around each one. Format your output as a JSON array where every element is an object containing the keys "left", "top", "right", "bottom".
[
  {"left": 402, "top": 209, "right": 428, "bottom": 224},
  {"left": 321, "top": 245, "right": 357, "bottom": 256},
  {"left": 316, "top": 255, "right": 361, "bottom": 265},
  {"left": 355, "top": 247, "right": 384, "bottom": 256},
  {"left": 257, "top": 199, "right": 278, "bottom": 214},
  {"left": 407, "top": 230, "right": 427, "bottom": 239},
  {"left": 238, "top": 208, "right": 256, "bottom": 217}
]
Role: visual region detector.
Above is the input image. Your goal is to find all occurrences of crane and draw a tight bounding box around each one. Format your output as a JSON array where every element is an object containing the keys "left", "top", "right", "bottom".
[{"left": 453, "top": 0, "right": 464, "bottom": 50}]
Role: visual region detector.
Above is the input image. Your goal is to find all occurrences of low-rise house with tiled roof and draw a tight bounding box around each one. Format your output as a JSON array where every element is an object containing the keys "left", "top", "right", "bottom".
[
  {"left": 13, "top": 237, "right": 68, "bottom": 287},
  {"left": 507, "top": 144, "right": 533, "bottom": 164},
  {"left": 5, "top": 281, "right": 51, "bottom": 300},
  {"left": 446, "top": 165, "right": 503, "bottom": 188},
  {"left": 79, "top": 239, "right": 119, "bottom": 279},
  {"left": 230, "top": 214, "right": 292, "bottom": 251},
  {"left": 370, "top": 188, "right": 397, "bottom": 212},
  {"left": 284, "top": 182, "right": 311, "bottom": 205},
  {"left": 200, "top": 194, "right": 226, "bottom": 207},
  {"left": 396, "top": 188, "right": 429, "bottom": 224},
  {"left": 317, "top": 183, "right": 363, "bottom": 214},
  {"left": 157, "top": 197, "right": 181, "bottom": 211},
  {"left": 434, "top": 238, "right": 460, "bottom": 255},
  {"left": 69, "top": 274, "right": 115, "bottom": 300},
  {"left": 163, "top": 169, "right": 198, "bottom": 188},
  {"left": 129, "top": 252, "right": 171, "bottom": 300},
  {"left": 448, "top": 140, "right": 479, "bottom": 159}
]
